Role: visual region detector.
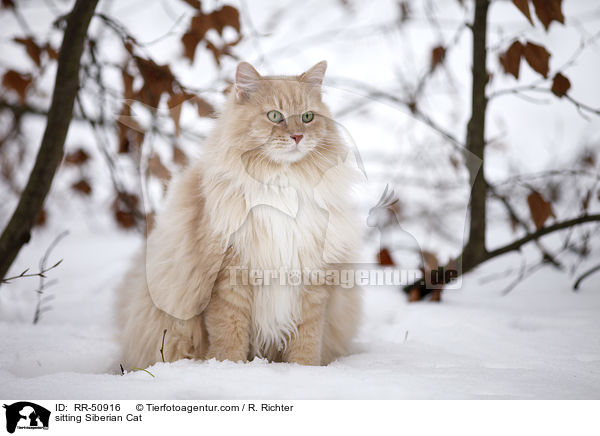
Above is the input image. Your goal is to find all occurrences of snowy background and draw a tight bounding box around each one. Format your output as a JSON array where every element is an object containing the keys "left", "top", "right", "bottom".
[{"left": 1, "top": 0, "right": 599, "bottom": 399}]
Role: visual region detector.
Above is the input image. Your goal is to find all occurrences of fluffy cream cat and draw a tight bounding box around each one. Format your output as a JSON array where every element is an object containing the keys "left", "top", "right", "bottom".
[{"left": 116, "top": 61, "right": 362, "bottom": 368}]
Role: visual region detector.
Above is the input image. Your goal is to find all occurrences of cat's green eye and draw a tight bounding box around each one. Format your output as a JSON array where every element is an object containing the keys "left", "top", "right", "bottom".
[
  {"left": 302, "top": 111, "right": 314, "bottom": 123},
  {"left": 267, "top": 110, "right": 284, "bottom": 123}
]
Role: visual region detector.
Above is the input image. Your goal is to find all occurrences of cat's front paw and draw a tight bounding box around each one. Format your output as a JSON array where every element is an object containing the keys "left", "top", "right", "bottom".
[
  {"left": 285, "top": 348, "right": 322, "bottom": 366},
  {"left": 206, "top": 346, "right": 248, "bottom": 363}
]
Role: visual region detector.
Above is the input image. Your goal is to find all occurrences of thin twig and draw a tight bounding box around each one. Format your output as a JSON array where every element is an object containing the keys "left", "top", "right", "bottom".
[
  {"left": 573, "top": 264, "right": 600, "bottom": 290},
  {"left": 488, "top": 184, "right": 562, "bottom": 268},
  {"left": 160, "top": 329, "right": 167, "bottom": 363},
  {"left": 1, "top": 262, "right": 62, "bottom": 284},
  {"left": 33, "top": 230, "right": 69, "bottom": 324}
]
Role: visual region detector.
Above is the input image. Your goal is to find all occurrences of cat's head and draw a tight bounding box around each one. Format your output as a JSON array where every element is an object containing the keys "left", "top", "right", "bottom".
[{"left": 226, "top": 61, "right": 342, "bottom": 168}]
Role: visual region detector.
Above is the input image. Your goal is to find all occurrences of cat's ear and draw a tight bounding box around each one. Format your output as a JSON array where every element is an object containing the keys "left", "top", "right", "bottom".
[
  {"left": 299, "top": 60, "right": 327, "bottom": 86},
  {"left": 235, "top": 62, "right": 261, "bottom": 101}
]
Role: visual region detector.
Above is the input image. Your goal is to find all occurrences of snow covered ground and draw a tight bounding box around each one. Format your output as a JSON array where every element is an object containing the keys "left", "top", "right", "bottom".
[
  {"left": 1, "top": 209, "right": 599, "bottom": 400},
  {"left": 1, "top": 0, "right": 600, "bottom": 400}
]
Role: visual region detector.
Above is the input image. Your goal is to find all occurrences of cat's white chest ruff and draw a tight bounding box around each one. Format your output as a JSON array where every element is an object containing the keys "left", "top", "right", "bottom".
[
  {"left": 239, "top": 186, "right": 323, "bottom": 354},
  {"left": 248, "top": 204, "right": 304, "bottom": 354}
]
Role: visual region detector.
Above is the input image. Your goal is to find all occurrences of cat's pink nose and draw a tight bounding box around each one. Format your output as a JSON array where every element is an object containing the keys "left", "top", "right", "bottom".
[{"left": 290, "top": 134, "right": 303, "bottom": 144}]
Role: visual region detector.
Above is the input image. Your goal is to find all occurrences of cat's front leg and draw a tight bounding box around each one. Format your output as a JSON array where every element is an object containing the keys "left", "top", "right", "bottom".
[
  {"left": 284, "top": 286, "right": 328, "bottom": 366},
  {"left": 203, "top": 268, "right": 253, "bottom": 362}
]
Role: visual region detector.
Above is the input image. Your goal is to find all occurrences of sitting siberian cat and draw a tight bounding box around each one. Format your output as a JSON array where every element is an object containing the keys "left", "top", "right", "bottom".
[{"left": 116, "top": 61, "right": 361, "bottom": 368}]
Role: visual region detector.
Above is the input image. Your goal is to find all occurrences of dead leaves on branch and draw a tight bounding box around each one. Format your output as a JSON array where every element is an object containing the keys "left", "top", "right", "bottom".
[
  {"left": 499, "top": 40, "right": 551, "bottom": 79},
  {"left": 377, "top": 248, "right": 395, "bottom": 266},
  {"left": 551, "top": 73, "right": 570, "bottom": 97},
  {"left": 527, "top": 191, "right": 555, "bottom": 230},
  {"left": 499, "top": 41, "right": 523, "bottom": 79},
  {"left": 71, "top": 179, "right": 92, "bottom": 196},
  {"left": 2, "top": 38, "right": 58, "bottom": 104},
  {"left": 180, "top": 3, "right": 241, "bottom": 64},
  {"left": 117, "top": 103, "right": 145, "bottom": 154},
  {"left": 14, "top": 37, "right": 42, "bottom": 67},
  {"left": 523, "top": 42, "right": 550, "bottom": 78},
  {"left": 64, "top": 148, "right": 90, "bottom": 166},
  {"left": 117, "top": 61, "right": 214, "bottom": 155},
  {"left": 133, "top": 57, "right": 175, "bottom": 108},
  {"left": 2, "top": 70, "right": 32, "bottom": 103},
  {"left": 512, "top": 0, "right": 564, "bottom": 30},
  {"left": 499, "top": 38, "right": 573, "bottom": 99},
  {"left": 112, "top": 192, "right": 140, "bottom": 230},
  {"left": 12, "top": 37, "right": 58, "bottom": 67},
  {"left": 530, "top": 0, "right": 565, "bottom": 30},
  {"left": 512, "top": 0, "right": 533, "bottom": 25},
  {"left": 430, "top": 46, "right": 446, "bottom": 72},
  {"left": 502, "top": 1, "right": 570, "bottom": 96},
  {"left": 167, "top": 91, "right": 214, "bottom": 136}
]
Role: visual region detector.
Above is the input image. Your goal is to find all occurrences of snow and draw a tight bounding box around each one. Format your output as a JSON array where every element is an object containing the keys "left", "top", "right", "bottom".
[{"left": 1, "top": 209, "right": 599, "bottom": 399}]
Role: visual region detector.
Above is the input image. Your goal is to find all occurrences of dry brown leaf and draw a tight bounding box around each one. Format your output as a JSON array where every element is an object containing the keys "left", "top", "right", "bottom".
[
  {"left": 204, "top": 36, "right": 241, "bottom": 66},
  {"left": 181, "top": 5, "right": 241, "bottom": 63},
  {"left": 148, "top": 154, "right": 171, "bottom": 181},
  {"left": 512, "top": 0, "right": 533, "bottom": 24},
  {"left": 112, "top": 193, "right": 139, "bottom": 229},
  {"left": 1, "top": 0, "right": 14, "bottom": 9},
  {"left": 430, "top": 45, "right": 446, "bottom": 71},
  {"left": 117, "top": 105, "right": 145, "bottom": 153},
  {"left": 14, "top": 37, "right": 42, "bottom": 67},
  {"left": 527, "top": 190, "right": 555, "bottom": 229},
  {"left": 523, "top": 41, "right": 550, "bottom": 78},
  {"left": 551, "top": 72, "right": 570, "bottom": 97},
  {"left": 2, "top": 70, "right": 33, "bottom": 103},
  {"left": 191, "top": 95, "right": 214, "bottom": 117},
  {"left": 44, "top": 43, "right": 59, "bottom": 60},
  {"left": 408, "top": 287, "right": 421, "bottom": 302},
  {"left": 214, "top": 5, "right": 241, "bottom": 35},
  {"left": 579, "top": 150, "right": 596, "bottom": 168},
  {"left": 377, "top": 248, "right": 395, "bottom": 266},
  {"left": 72, "top": 179, "right": 92, "bottom": 195},
  {"left": 181, "top": 33, "right": 200, "bottom": 63},
  {"left": 167, "top": 92, "right": 187, "bottom": 136},
  {"left": 114, "top": 210, "right": 136, "bottom": 229},
  {"left": 64, "top": 148, "right": 90, "bottom": 165},
  {"left": 499, "top": 40, "right": 523, "bottom": 79},
  {"left": 122, "top": 70, "right": 135, "bottom": 99},
  {"left": 205, "top": 40, "right": 222, "bottom": 66},
  {"left": 134, "top": 57, "right": 175, "bottom": 108},
  {"left": 531, "top": 0, "right": 564, "bottom": 31}
]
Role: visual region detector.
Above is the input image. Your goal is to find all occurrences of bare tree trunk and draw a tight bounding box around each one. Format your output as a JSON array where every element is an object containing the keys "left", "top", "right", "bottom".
[
  {"left": 462, "top": 0, "right": 490, "bottom": 271},
  {"left": 0, "top": 0, "right": 99, "bottom": 281}
]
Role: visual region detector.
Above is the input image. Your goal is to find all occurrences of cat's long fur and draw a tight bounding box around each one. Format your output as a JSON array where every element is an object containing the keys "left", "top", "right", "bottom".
[{"left": 116, "top": 61, "right": 362, "bottom": 368}]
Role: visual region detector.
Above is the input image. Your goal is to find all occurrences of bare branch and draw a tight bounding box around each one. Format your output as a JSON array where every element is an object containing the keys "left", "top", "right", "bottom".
[
  {"left": 1, "top": 260, "right": 62, "bottom": 284},
  {"left": 485, "top": 214, "right": 600, "bottom": 262}
]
